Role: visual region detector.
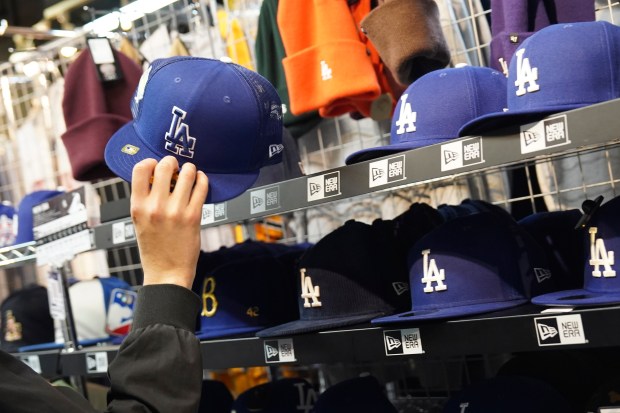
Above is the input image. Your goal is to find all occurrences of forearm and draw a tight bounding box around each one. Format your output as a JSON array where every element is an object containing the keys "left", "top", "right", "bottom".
[{"left": 106, "top": 285, "right": 202, "bottom": 413}]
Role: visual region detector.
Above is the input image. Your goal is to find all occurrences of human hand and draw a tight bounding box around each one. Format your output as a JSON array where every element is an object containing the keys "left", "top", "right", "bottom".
[{"left": 130, "top": 156, "right": 209, "bottom": 289}]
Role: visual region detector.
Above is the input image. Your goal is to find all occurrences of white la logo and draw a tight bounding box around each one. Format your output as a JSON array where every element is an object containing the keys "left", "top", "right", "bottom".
[
  {"left": 589, "top": 227, "right": 616, "bottom": 277},
  {"left": 394, "top": 94, "right": 416, "bottom": 135},
  {"left": 420, "top": 249, "right": 447, "bottom": 293},
  {"left": 320, "top": 60, "right": 332, "bottom": 81},
  {"left": 300, "top": 268, "right": 322, "bottom": 308},
  {"left": 165, "top": 106, "right": 196, "bottom": 158},
  {"left": 294, "top": 382, "right": 318, "bottom": 413},
  {"left": 459, "top": 403, "right": 469, "bottom": 413},
  {"left": 514, "top": 48, "right": 540, "bottom": 96}
]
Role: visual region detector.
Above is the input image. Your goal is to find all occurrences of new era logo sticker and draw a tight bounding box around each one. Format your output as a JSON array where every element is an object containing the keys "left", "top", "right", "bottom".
[
  {"left": 441, "top": 137, "right": 484, "bottom": 172},
  {"left": 251, "top": 186, "right": 280, "bottom": 214},
  {"left": 368, "top": 155, "right": 406, "bottom": 188},
  {"left": 383, "top": 329, "right": 424, "bottom": 356},
  {"left": 307, "top": 172, "right": 341, "bottom": 202},
  {"left": 534, "top": 314, "right": 587, "bottom": 346},
  {"left": 264, "top": 339, "right": 296, "bottom": 363},
  {"left": 86, "top": 352, "right": 108, "bottom": 373},
  {"left": 520, "top": 115, "right": 570, "bottom": 154},
  {"left": 201, "top": 203, "right": 227, "bottom": 225}
]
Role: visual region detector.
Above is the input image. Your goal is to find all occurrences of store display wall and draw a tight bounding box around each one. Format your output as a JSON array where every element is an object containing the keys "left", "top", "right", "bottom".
[{"left": 0, "top": 0, "right": 620, "bottom": 411}]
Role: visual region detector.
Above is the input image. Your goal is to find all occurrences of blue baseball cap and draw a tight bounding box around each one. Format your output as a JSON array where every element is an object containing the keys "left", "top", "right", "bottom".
[
  {"left": 193, "top": 255, "right": 299, "bottom": 339},
  {"left": 14, "top": 190, "right": 64, "bottom": 245},
  {"left": 442, "top": 376, "right": 574, "bottom": 413},
  {"left": 232, "top": 378, "right": 318, "bottom": 413},
  {"left": 105, "top": 57, "right": 283, "bottom": 203},
  {"left": 345, "top": 66, "right": 506, "bottom": 165},
  {"left": 460, "top": 21, "right": 620, "bottom": 136},
  {"left": 257, "top": 220, "right": 411, "bottom": 337},
  {"left": 373, "top": 212, "right": 553, "bottom": 324},
  {"left": 532, "top": 195, "right": 620, "bottom": 306},
  {"left": 313, "top": 376, "right": 397, "bottom": 413}
]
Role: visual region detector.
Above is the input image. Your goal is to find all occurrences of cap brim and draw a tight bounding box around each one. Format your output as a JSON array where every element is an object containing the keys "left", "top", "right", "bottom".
[
  {"left": 196, "top": 325, "right": 264, "bottom": 340},
  {"left": 105, "top": 122, "right": 261, "bottom": 204},
  {"left": 345, "top": 136, "right": 454, "bottom": 165},
  {"left": 531, "top": 289, "right": 620, "bottom": 307},
  {"left": 372, "top": 298, "right": 528, "bottom": 324},
  {"left": 256, "top": 311, "right": 388, "bottom": 337},
  {"left": 458, "top": 103, "right": 586, "bottom": 137}
]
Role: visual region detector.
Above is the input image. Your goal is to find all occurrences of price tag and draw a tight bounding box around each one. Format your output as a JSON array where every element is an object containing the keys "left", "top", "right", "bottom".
[
  {"left": 20, "top": 355, "right": 42, "bottom": 374},
  {"left": 34, "top": 188, "right": 93, "bottom": 266},
  {"left": 47, "top": 269, "right": 66, "bottom": 321},
  {"left": 86, "top": 352, "right": 108, "bottom": 373}
]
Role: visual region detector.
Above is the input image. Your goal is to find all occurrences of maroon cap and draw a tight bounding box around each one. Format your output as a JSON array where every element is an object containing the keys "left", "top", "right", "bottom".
[{"left": 61, "top": 48, "right": 142, "bottom": 181}]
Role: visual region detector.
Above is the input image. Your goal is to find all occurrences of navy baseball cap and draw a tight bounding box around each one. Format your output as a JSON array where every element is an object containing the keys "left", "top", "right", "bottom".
[
  {"left": 193, "top": 255, "right": 299, "bottom": 340},
  {"left": 345, "top": 66, "right": 506, "bottom": 165},
  {"left": 257, "top": 220, "right": 410, "bottom": 337},
  {"left": 313, "top": 376, "right": 397, "bottom": 413},
  {"left": 199, "top": 379, "right": 234, "bottom": 413},
  {"left": 105, "top": 56, "right": 283, "bottom": 203},
  {"left": 442, "top": 376, "right": 574, "bottom": 413},
  {"left": 14, "top": 190, "right": 64, "bottom": 245},
  {"left": 518, "top": 209, "right": 586, "bottom": 292},
  {"left": 460, "top": 21, "right": 620, "bottom": 136},
  {"left": 1, "top": 285, "right": 55, "bottom": 353},
  {"left": 437, "top": 199, "right": 514, "bottom": 223},
  {"left": 232, "top": 378, "right": 318, "bottom": 413},
  {"left": 373, "top": 212, "right": 553, "bottom": 324},
  {"left": 532, "top": 195, "right": 620, "bottom": 306}
]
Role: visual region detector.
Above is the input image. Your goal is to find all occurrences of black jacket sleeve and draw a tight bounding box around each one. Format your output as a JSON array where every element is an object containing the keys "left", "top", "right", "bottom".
[{"left": 0, "top": 284, "right": 202, "bottom": 413}]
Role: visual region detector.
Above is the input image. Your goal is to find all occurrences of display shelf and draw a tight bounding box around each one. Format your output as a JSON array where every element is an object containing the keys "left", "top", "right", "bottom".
[
  {"left": 93, "top": 98, "right": 620, "bottom": 250},
  {"left": 22, "top": 304, "right": 620, "bottom": 376},
  {"left": 13, "top": 349, "right": 61, "bottom": 376},
  {"left": 0, "top": 242, "right": 37, "bottom": 269}
]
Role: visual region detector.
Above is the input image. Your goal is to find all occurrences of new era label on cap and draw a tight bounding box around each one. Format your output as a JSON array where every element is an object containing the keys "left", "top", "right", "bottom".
[
  {"left": 368, "top": 155, "right": 406, "bottom": 188},
  {"left": 534, "top": 314, "right": 587, "bottom": 346},
  {"left": 441, "top": 137, "right": 485, "bottom": 172},
  {"left": 307, "top": 171, "right": 341, "bottom": 202},
  {"left": 383, "top": 328, "right": 424, "bottom": 356},
  {"left": 520, "top": 115, "right": 570, "bottom": 154},
  {"left": 264, "top": 338, "right": 296, "bottom": 363},
  {"left": 250, "top": 186, "right": 280, "bottom": 214}
]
